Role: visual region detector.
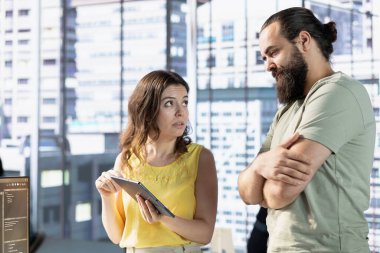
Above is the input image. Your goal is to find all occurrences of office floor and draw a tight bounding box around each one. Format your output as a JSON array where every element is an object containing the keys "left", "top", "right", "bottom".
[{"left": 36, "top": 238, "right": 124, "bottom": 253}]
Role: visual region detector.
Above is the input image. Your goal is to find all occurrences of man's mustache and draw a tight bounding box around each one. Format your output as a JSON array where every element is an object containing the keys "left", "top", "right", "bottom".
[
  {"left": 272, "top": 70, "right": 277, "bottom": 78},
  {"left": 271, "top": 68, "right": 282, "bottom": 79}
]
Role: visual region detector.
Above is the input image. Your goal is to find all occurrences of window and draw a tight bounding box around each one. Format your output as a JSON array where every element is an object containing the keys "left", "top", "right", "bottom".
[
  {"left": 206, "top": 54, "right": 215, "bottom": 68},
  {"left": 197, "top": 27, "right": 204, "bottom": 38},
  {"left": 5, "top": 60, "right": 12, "bottom": 67},
  {"left": 42, "top": 98, "right": 56, "bottom": 105},
  {"left": 17, "top": 116, "right": 28, "bottom": 123},
  {"left": 373, "top": 108, "right": 379, "bottom": 117},
  {"left": 43, "top": 59, "right": 57, "bottom": 66},
  {"left": 18, "top": 39, "right": 29, "bottom": 45},
  {"left": 75, "top": 203, "right": 92, "bottom": 222},
  {"left": 367, "top": 38, "right": 373, "bottom": 48},
  {"left": 3, "top": 116, "right": 11, "bottom": 124},
  {"left": 222, "top": 22, "right": 234, "bottom": 42},
  {"left": 372, "top": 168, "right": 379, "bottom": 178},
  {"left": 227, "top": 77, "right": 234, "bottom": 88},
  {"left": 256, "top": 51, "right": 264, "bottom": 65},
  {"left": 18, "top": 29, "right": 31, "bottom": 33},
  {"left": 43, "top": 205, "right": 60, "bottom": 223},
  {"left": 5, "top": 40, "right": 12, "bottom": 46},
  {"left": 370, "top": 198, "right": 380, "bottom": 208},
  {"left": 5, "top": 10, "right": 13, "bottom": 17},
  {"left": 4, "top": 98, "right": 12, "bottom": 105},
  {"left": 41, "top": 170, "right": 63, "bottom": 188},
  {"left": 18, "top": 9, "right": 30, "bottom": 16},
  {"left": 227, "top": 52, "right": 234, "bottom": 66},
  {"left": 42, "top": 116, "right": 56, "bottom": 123},
  {"left": 18, "top": 78, "right": 29, "bottom": 85}
]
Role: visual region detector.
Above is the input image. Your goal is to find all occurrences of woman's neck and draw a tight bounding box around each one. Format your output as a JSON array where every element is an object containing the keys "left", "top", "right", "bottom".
[{"left": 144, "top": 139, "right": 177, "bottom": 166}]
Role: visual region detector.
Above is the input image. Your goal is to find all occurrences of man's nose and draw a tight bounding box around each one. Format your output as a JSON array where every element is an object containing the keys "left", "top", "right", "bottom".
[{"left": 266, "top": 60, "right": 276, "bottom": 72}]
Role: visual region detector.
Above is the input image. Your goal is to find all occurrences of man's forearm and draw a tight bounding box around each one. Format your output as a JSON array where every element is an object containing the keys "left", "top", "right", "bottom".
[
  {"left": 262, "top": 179, "right": 300, "bottom": 209},
  {"left": 238, "top": 164, "right": 266, "bottom": 205},
  {"left": 261, "top": 138, "right": 331, "bottom": 209}
]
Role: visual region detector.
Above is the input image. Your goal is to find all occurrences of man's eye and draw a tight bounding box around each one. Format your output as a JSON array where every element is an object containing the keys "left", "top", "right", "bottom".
[{"left": 270, "top": 50, "right": 278, "bottom": 57}]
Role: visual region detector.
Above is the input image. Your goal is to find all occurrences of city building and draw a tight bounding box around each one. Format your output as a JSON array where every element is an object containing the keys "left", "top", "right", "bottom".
[
  {"left": 0, "top": 0, "right": 76, "bottom": 140},
  {"left": 70, "top": 0, "right": 187, "bottom": 134},
  {"left": 0, "top": 0, "right": 379, "bottom": 252}
]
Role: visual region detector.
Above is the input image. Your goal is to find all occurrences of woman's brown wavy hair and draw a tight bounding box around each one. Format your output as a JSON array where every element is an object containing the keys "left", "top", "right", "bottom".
[{"left": 119, "top": 70, "right": 192, "bottom": 171}]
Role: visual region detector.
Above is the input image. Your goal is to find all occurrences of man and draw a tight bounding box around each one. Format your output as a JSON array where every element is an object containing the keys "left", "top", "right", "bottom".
[{"left": 238, "top": 7, "right": 375, "bottom": 253}]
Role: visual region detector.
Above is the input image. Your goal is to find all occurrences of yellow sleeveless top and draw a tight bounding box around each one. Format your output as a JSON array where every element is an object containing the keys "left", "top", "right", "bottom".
[{"left": 116, "top": 143, "right": 203, "bottom": 248}]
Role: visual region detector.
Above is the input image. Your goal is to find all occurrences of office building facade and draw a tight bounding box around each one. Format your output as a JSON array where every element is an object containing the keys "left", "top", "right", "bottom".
[{"left": 1, "top": 0, "right": 380, "bottom": 252}]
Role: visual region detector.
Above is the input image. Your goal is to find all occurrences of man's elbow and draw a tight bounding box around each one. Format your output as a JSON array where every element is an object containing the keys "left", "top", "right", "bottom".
[
  {"left": 238, "top": 187, "right": 262, "bottom": 205},
  {"left": 237, "top": 175, "right": 262, "bottom": 205}
]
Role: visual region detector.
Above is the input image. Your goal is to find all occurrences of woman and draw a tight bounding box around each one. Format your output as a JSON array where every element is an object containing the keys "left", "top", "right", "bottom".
[{"left": 95, "top": 70, "right": 218, "bottom": 253}]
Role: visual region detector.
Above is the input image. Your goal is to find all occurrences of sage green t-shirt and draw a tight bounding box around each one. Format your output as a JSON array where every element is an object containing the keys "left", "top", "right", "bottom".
[{"left": 261, "top": 72, "right": 375, "bottom": 252}]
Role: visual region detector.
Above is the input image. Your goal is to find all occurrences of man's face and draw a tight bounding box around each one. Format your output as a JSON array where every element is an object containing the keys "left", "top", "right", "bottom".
[{"left": 259, "top": 22, "right": 308, "bottom": 104}]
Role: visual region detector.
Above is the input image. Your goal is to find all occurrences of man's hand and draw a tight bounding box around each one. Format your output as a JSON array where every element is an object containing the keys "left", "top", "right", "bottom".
[{"left": 255, "top": 133, "right": 312, "bottom": 186}]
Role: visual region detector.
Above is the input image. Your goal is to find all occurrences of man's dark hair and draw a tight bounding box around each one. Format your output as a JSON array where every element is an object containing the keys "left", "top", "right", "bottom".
[
  {"left": 0, "top": 157, "right": 4, "bottom": 177},
  {"left": 261, "top": 7, "right": 337, "bottom": 61}
]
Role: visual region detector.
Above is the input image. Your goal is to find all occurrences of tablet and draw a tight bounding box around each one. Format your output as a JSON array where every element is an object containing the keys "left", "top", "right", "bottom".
[{"left": 110, "top": 175, "right": 175, "bottom": 218}]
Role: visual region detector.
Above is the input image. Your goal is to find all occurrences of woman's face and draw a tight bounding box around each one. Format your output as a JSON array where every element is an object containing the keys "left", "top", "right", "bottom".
[{"left": 156, "top": 84, "right": 189, "bottom": 140}]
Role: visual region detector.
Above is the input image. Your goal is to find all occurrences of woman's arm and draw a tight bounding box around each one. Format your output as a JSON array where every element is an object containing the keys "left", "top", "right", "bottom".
[
  {"left": 138, "top": 147, "right": 218, "bottom": 244},
  {"left": 95, "top": 154, "right": 125, "bottom": 244}
]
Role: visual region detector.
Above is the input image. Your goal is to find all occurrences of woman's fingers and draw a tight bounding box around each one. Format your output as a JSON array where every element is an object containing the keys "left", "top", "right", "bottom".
[
  {"left": 95, "top": 169, "right": 123, "bottom": 195},
  {"left": 136, "top": 195, "right": 160, "bottom": 223},
  {"left": 137, "top": 195, "right": 154, "bottom": 222},
  {"left": 146, "top": 200, "right": 161, "bottom": 219},
  {"left": 136, "top": 195, "right": 148, "bottom": 220},
  {"left": 102, "top": 171, "right": 122, "bottom": 191}
]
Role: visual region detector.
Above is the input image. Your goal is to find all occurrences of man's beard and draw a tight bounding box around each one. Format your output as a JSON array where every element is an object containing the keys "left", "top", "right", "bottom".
[{"left": 272, "top": 46, "right": 308, "bottom": 104}]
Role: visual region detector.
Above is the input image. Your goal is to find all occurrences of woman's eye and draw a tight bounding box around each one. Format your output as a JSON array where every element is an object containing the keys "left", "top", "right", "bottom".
[
  {"left": 183, "top": 100, "right": 189, "bottom": 107},
  {"left": 164, "top": 100, "right": 173, "bottom": 107}
]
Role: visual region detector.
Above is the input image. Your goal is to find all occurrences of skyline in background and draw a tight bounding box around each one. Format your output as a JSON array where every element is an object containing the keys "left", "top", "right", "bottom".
[{"left": 0, "top": 0, "right": 380, "bottom": 252}]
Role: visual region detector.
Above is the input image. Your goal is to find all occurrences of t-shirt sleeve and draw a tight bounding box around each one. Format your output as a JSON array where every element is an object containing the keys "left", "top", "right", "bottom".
[
  {"left": 297, "top": 83, "right": 364, "bottom": 153},
  {"left": 259, "top": 104, "right": 291, "bottom": 153},
  {"left": 260, "top": 122, "right": 274, "bottom": 153}
]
